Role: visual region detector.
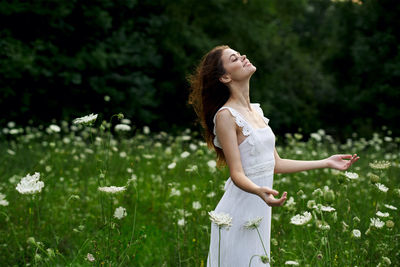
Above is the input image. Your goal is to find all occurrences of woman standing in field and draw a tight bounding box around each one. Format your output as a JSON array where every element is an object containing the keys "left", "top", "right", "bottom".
[{"left": 188, "top": 45, "right": 359, "bottom": 266}]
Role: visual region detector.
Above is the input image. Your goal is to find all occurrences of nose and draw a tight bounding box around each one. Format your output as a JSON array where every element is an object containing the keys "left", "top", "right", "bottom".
[{"left": 241, "top": 54, "right": 246, "bottom": 61}]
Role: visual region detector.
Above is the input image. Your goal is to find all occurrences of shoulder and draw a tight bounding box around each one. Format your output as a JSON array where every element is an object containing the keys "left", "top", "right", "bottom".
[{"left": 214, "top": 108, "right": 236, "bottom": 128}]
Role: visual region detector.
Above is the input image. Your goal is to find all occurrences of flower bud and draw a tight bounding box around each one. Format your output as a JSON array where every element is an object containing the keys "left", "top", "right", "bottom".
[
  {"left": 34, "top": 254, "right": 42, "bottom": 262},
  {"left": 27, "top": 237, "right": 36, "bottom": 245},
  {"left": 324, "top": 190, "right": 335, "bottom": 203},
  {"left": 386, "top": 220, "right": 394, "bottom": 228},
  {"left": 260, "top": 255, "right": 269, "bottom": 264},
  {"left": 46, "top": 248, "right": 55, "bottom": 258}
]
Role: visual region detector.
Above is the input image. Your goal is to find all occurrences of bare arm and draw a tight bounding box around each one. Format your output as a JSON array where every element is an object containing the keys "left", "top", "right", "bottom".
[
  {"left": 215, "top": 110, "right": 287, "bottom": 206},
  {"left": 273, "top": 148, "right": 359, "bottom": 174}
]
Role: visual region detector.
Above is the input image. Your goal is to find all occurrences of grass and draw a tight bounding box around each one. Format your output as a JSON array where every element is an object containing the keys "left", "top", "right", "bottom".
[{"left": 0, "top": 119, "right": 399, "bottom": 266}]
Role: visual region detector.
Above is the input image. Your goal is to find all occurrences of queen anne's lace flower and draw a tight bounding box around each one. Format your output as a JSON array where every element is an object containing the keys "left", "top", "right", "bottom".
[
  {"left": 376, "top": 211, "right": 389, "bottom": 217},
  {"left": 16, "top": 172, "right": 44, "bottom": 194},
  {"left": 351, "top": 229, "right": 361, "bottom": 239},
  {"left": 192, "top": 201, "right": 201, "bottom": 210},
  {"left": 86, "top": 253, "right": 95, "bottom": 262},
  {"left": 114, "top": 124, "right": 131, "bottom": 131},
  {"left": 290, "top": 211, "right": 312, "bottom": 226},
  {"left": 208, "top": 211, "right": 232, "bottom": 229},
  {"left": 73, "top": 113, "right": 98, "bottom": 125},
  {"left": 375, "top": 183, "right": 389, "bottom": 192},
  {"left": 314, "top": 204, "right": 336, "bottom": 212},
  {"left": 0, "top": 193, "right": 9, "bottom": 206},
  {"left": 113, "top": 206, "right": 127, "bottom": 219},
  {"left": 369, "top": 160, "right": 391, "bottom": 170},
  {"left": 98, "top": 186, "right": 126, "bottom": 194},
  {"left": 384, "top": 204, "right": 397, "bottom": 210},
  {"left": 244, "top": 217, "right": 263, "bottom": 229},
  {"left": 285, "top": 260, "right": 300, "bottom": 265},
  {"left": 370, "top": 217, "right": 385, "bottom": 228},
  {"left": 344, "top": 171, "right": 359, "bottom": 179}
]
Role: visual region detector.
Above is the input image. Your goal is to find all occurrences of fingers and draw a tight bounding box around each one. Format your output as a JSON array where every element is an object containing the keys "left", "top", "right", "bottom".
[
  {"left": 261, "top": 187, "right": 279, "bottom": 196},
  {"left": 266, "top": 192, "right": 287, "bottom": 207}
]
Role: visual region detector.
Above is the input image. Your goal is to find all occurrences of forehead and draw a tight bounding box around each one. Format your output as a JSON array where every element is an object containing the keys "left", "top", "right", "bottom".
[{"left": 221, "top": 48, "right": 239, "bottom": 62}]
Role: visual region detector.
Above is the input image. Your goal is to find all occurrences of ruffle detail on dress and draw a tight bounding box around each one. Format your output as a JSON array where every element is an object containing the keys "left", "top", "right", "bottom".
[{"left": 213, "top": 106, "right": 253, "bottom": 149}]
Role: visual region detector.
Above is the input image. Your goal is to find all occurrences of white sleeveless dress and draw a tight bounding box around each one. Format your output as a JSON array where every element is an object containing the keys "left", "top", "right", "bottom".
[{"left": 207, "top": 103, "right": 275, "bottom": 267}]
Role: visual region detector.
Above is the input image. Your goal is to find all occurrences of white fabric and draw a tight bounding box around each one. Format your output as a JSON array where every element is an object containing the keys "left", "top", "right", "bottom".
[{"left": 208, "top": 103, "right": 275, "bottom": 267}]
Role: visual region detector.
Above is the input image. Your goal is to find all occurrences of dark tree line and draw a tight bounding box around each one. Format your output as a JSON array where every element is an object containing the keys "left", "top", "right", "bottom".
[{"left": 1, "top": 0, "right": 399, "bottom": 139}]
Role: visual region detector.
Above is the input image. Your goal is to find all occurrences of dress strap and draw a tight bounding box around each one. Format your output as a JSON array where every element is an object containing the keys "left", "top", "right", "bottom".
[
  {"left": 251, "top": 103, "right": 270, "bottom": 126},
  {"left": 212, "top": 106, "right": 252, "bottom": 149}
]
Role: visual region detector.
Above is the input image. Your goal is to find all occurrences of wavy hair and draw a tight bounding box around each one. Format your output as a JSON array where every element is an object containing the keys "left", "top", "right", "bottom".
[{"left": 188, "top": 45, "right": 231, "bottom": 167}]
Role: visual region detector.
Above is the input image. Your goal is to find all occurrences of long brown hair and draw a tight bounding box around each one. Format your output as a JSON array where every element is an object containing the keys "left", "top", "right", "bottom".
[{"left": 188, "top": 45, "right": 231, "bottom": 167}]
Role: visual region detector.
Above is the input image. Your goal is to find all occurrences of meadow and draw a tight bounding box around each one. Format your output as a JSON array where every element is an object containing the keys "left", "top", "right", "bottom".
[{"left": 0, "top": 114, "right": 399, "bottom": 266}]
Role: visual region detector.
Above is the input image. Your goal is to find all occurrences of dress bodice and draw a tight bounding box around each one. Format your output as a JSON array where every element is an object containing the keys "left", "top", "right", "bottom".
[{"left": 213, "top": 103, "right": 276, "bottom": 178}]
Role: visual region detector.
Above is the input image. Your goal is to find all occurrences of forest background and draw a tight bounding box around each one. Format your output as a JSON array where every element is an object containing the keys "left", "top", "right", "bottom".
[{"left": 1, "top": 0, "right": 399, "bottom": 140}]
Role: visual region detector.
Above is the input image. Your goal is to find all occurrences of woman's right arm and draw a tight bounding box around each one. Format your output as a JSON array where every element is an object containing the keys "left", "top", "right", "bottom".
[{"left": 215, "top": 109, "right": 287, "bottom": 206}]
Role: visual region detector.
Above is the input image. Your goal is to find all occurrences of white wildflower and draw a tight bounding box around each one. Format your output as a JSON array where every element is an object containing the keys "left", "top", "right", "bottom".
[
  {"left": 113, "top": 206, "right": 127, "bottom": 220},
  {"left": 86, "top": 253, "right": 95, "bottom": 262},
  {"left": 143, "top": 126, "right": 150, "bottom": 134},
  {"left": 177, "top": 218, "right": 185, "bottom": 226},
  {"left": 98, "top": 186, "right": 126, "bottom": 194},
  {"left": 168, "top": 162, "right": 176, "bottom": 169},
  {"left": 181, "top": 135, "right": 191, "bottom": 141},
  {"left": 16, "top": 172, "right": 44, "bottom": 194},
  {"left": 170, "top": 188, "right": 181, "bottom": 197},
  {"left": 207, "top": 160, "right": 217, "bottom": 169},
  {"left": 207, "top": 191, "right": 216, "bottom": 198},
  {"left": 314, "top": 204, "right": 336, "bottom": 212},
  {"left": 180, "top": 151, "right": 190, "bottom": 158},
  {"left": 208, "top": 211, "right": 232, "bottom": 229},
  {"left": 285, "top": 260, "right": 299, "bottom": 265},
  {"left": 290, "top": 211, "right": 312, "bottom": 226},
  {"left": 370, "top": 217, "right": 385, "bottom": 229},
  {"left": 344, "top": 171, "right": 359, "bottom": 180},
  {"left": 115, "top": 124, "right": 131, "bottom": 131},
  {"left": 244, "top": 217, "right": 263, "bottom": 230},
  {"left": 375, "top": 183, "right": 388, "bottom": 192},
  {"left": 284, "top": 196, "right": 296, "bottom": 210},
  {"left": 192, "top": 201, "right": 202, "bottom": 210},
  {"left": 189, "top": 143, "right": 198, "bottom": 151},
  {"left": 73, "top": 113, "right": 98, "bottom": 125},
  {"left": 351, "top": 229, "right": 361, "bottom": 239},
  {"left": 376, "top": 211, "right": 389, "bottom": 217},
  {"left": 0, "top": 193, "right": 9, "bottom": 206},
  {"left": 48, "top": 124, "right": 61, "bottom": 133},
  {"left": 382, "top": 256, "right": 391, "bottom": 265},
  {"left": 369, "top": 160, "right": 391, "bottom": 170},
  {"left": 384, "top": 204, "right": 397, "bottom": 210},
  {"left": 317, "top": 221, "right": 331, "bottom": 231}
]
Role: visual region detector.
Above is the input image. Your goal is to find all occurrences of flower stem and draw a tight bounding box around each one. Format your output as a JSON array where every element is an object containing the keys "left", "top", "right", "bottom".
[{"left": 256, "top": 227, "right": 268, "bottom": 256}]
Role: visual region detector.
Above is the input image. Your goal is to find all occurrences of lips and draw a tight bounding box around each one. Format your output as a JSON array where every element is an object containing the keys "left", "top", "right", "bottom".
[{"left": 243, "top": 60, "right": 250, "bottom": 67}]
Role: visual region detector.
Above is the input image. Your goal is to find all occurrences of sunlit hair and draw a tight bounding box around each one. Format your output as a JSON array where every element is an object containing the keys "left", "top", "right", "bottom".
[{"left": 188, "top": 45, "right": 230, "bottom": 167}]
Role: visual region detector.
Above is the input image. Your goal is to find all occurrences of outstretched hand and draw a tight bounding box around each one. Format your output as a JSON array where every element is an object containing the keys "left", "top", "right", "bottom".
[
  {"left": 326, "top": 154, "right": 360, "bottom": 171},
  {"left": 256, "top": 187, "right": 287, "bottom": 207}
]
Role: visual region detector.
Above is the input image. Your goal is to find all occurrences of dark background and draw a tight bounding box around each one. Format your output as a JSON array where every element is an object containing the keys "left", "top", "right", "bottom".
[{"left": 1, "top": 0, "right": 399, "bottom": 140}]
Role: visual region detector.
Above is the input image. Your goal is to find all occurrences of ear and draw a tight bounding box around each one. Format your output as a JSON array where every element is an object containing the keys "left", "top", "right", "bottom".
[{"left": 219, "top": 73, "right": 231, "bottom": 84}]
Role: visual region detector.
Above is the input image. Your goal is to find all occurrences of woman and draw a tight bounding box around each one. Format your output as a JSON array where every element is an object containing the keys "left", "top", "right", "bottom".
[{"left": 188, "top": 45, "right": 359, "bottom": 266}]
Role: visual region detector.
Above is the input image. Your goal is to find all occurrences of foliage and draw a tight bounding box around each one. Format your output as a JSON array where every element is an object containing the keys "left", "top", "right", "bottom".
[
  {"left": 0, "top": 120, "right": 399, "bottom": 265},
  {"left": 0, "top": 0, "right": 399, "bottom": 138}
]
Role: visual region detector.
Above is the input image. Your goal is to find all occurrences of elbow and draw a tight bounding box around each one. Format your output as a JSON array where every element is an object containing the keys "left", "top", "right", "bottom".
[{"left": 274, "top": 158, "right": 282, "bottom": 174}]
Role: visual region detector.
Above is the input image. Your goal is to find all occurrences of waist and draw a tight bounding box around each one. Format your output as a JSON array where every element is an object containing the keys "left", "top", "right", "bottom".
[{"left": 243, "top": 160, "right": 275, "bottom": 178}]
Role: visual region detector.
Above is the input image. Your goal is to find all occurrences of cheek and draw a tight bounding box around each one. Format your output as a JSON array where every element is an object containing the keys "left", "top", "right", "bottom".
[{"left": 227, "top": 63, "right": 242, "bottom": 73}]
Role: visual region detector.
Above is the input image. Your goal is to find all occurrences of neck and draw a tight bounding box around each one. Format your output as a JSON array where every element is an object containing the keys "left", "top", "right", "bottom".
[{"left": 227, "top": 80, "right": 251, "bottom": 110}]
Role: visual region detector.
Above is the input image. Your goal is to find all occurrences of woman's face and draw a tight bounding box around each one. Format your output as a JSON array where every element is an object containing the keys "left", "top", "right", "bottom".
[{"left": 219, "top": 48, "right": 256, "bottom": 84}]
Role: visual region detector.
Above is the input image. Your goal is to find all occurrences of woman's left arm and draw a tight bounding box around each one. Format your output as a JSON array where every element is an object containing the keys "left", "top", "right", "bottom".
[{"left": 273, "top": 148, "right": 360, "bottom": 174}]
